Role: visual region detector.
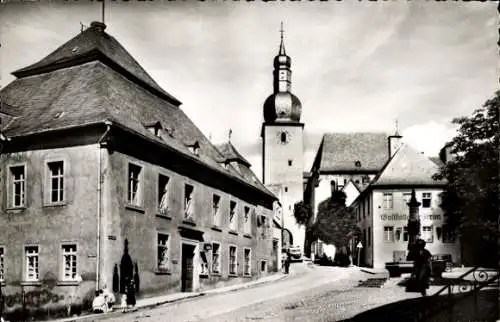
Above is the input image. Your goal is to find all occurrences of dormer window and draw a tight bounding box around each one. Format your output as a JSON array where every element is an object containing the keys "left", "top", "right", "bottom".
[
  {"left": 187, "top": 141, "right": 200, "bottom": 156},
  {"left": 145, "top": 121, "right": 163, "bottom": 137}
]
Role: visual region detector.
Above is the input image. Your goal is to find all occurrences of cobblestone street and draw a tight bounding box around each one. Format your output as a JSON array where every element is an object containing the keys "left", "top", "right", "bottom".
[{"left": 80, "top": 263, "right": 428, "bottom": 322}]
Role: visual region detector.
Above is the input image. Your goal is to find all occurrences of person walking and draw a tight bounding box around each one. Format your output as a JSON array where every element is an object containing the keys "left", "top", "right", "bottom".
[
  {"left": 413, "top": 239, "right": 432, "bottom": 296},
  {"left": 126, "top": 277, "right": 136, "bottom": 311},
  {"left": 284, "top": 254, "right": 290, "bottom": 275}
]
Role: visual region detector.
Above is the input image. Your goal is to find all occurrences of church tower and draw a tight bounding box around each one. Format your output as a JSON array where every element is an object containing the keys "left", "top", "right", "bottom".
[{"left": 261, "top": 23, "right": 305, "bottom": 251}]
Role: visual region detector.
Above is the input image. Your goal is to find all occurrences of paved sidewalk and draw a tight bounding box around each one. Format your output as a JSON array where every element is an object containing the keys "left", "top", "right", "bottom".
[{"left": 48, "top": 272, "right": 288, "bottom": 322}]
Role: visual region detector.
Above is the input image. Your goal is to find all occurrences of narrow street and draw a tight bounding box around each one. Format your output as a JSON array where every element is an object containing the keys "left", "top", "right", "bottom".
[{"left": 86, "top": 263, "right": 415, "bottom": 322}]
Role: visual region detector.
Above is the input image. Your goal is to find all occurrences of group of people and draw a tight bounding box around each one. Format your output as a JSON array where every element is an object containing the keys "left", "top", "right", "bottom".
[{"left": 92, "top": 278, "right": 137, "bottom": 314}]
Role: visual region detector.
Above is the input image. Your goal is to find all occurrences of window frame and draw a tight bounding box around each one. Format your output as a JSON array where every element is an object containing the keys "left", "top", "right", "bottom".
[
  {"left": 211, "top": 242, "right": 221, "bottom": 275},
  {"left": 61, "top": 243, "right": 78, "bottom": 282},
  {"left": 184, "top": 184, "right": 195, "bottom": 219},
  {"left": 212, "top": 194, "right": 221, "bottom": 226},
  {"left": 243, "top": 248, "right": 251, "bottom": 276},
  {"left": 383, "top": 193, "right": 393, "bottom": 210},
  {"left": 383, "top": 226, "right": 395, "bottom": 243},
  {"left": 422, "top": 225, "right": 433, "bottom": 243},
  {"left": 9, "top": 164, "right": 26, "bottom": 208},
  {"left": 24, "top": 245, "right": 40, "bottom": 282},
  {"left": 157, "top": 173, "right": 170, "bottom": 215},
  {"left": 126, "top": 162, "right": 143, "bottom": 207},
  {"left": 229, "top": 201, "right": 238, "bottom": 231},
  {"left": 243, "top": 206, "right": 251, "bottom": 235},
  {"left": 422, "top": 192, "right": 432, "bottom": 208},
  {"left": 228, "top": 245, "right": 237, "bottom": 276},
  {"left": 157, "top": 232, "right": 171, "bottom": 272}
]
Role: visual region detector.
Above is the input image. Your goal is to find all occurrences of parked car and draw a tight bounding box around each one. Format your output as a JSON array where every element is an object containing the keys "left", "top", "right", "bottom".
[
  {"left": 288, "top": 246, "right": 303, "bottom": 262},
  {"left": 431, "top": 254, "right": 453, "bottom": 278}
]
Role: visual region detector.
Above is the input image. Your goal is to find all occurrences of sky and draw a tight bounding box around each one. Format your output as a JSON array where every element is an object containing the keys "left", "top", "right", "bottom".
[{"left": 0, "top": 1, "right": 498, "bottom": 181}]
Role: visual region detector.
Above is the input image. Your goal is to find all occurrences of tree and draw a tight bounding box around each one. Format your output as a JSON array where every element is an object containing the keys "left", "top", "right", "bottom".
[
  {"left": 433, "top": 90, "right": 499, "bottom": 267},
  {"left": 293, "top": 201, "right": 313, "bottom": 227},
  {"left": 311, "top": 190, "right": 360, "bottom": 264}
]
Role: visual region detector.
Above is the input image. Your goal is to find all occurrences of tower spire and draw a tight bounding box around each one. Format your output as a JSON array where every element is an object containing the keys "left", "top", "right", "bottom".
[
  {"left": 279, "top": 21, "right": 286, "bottom": 55},
  {"left": 394, "top": 119, "right": 401, "bottom": 137}
]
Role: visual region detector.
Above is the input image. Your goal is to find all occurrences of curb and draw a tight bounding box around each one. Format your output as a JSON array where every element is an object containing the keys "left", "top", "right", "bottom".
[{"left": 46, "top": 274, "right": 289, "bottom": 322}]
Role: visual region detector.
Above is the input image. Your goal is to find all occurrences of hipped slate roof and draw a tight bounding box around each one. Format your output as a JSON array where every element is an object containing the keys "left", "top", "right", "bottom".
[
  {"left": 371, "top": 144, "right": 445, "bottom": 186},
  {"left": 0, "top": 22, "right": 275, "bottom": 200},
  {"left": 316, "top": 132, "right": 389, "bottom": 172},
  {"left": 12, "top": 22, "right": 180, "bottom": 106},
  {"left": 215, "top": 142, "right": 251, "bottom": 167}
]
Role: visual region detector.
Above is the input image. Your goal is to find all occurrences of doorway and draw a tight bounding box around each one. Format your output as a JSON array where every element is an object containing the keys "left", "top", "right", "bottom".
[{"left": 181, "top": 243, "right": 195, "bottom": 292}]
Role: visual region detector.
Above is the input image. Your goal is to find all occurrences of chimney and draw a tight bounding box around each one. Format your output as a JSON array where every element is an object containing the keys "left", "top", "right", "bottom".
[
  {"left": 388, "top": 131, "right": 402, "bottom": 158},
  {"left": 90, "top": 21, "right": 107, "bottom": 32}
]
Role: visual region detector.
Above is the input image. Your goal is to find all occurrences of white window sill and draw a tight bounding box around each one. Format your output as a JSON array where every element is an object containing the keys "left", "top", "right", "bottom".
[
  {"left": 154, "top": 269, "right": 172, "bottom": 275},
  {"left": 243, "top": 274, "right": 252, "bottom": 278},
  {"left": 228, "top": 274, "right": 238, "bottom": 278},
  {"left": 43, "top": 202, "right": 67, "bottom": 208},
  {"left": 211, "top": 272, "right": 221, "bottom": 276},
  {"left": 5, "top": 206, "right": 27, "bottom": 212},
  {"left": 126, "top": 204, "right": 145, "bottom": 213},
  {"left": 57, "top": 280, "right": 81, "bottom": 286}
]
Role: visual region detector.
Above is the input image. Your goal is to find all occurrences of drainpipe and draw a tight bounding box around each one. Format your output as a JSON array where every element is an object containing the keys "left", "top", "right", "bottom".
[{"left": 96, "top": 120, "right": 112, "bottom": 291}]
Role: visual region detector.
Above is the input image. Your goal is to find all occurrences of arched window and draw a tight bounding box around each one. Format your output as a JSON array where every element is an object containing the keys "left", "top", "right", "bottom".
[{"left": 280, "top": 132, "right": 287, "bottom": 143}]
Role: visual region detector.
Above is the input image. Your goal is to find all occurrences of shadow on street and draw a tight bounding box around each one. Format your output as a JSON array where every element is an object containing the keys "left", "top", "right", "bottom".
[{"left": 337, "top": 288, "right": 499, "bottom": 322}]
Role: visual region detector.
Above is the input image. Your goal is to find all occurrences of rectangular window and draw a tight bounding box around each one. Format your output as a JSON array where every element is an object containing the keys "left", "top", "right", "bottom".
[
  {"left": 0, "top": 247, "right": 4, "bottom": 282},
  {"left": 422, "top": 193, "right": 432, "bottom": 208},
  {"left": 244, "top": 248, "right": 251, "bottom": 276},
  {"left": 260, "top": 260, "right": 267, "bottom": 273},
  {"left": 48, "top": 161, "right": 64, "bottom": 203},
  {"left": 288, "top": 160, "right": 293, "bottom": 166},
  {"left": 10, "top": 166, "right": 26, "bottom": 207},
  {"left": 403, "top": 226, "right": 409, "bottom": 242},
  {"left": 212, "top": 243, "right": 220, "bottom": 274},
  {"left": 395, "top": 227, "right": 402, "bottom": 242},
  {"left": 367, "top": 197, "right": 371, "bottom": 216},
  {"left": 243, "top": 206, "right": 251, "bottom": 234},
  {"left": 127, "top": 163, "right": 142, "bottom": 206},
  {"left": 383, "top": 226, "right": 394, "bottom": 243},
  {"left": 229, "top": 201, "right": 237, "bottom": 230},
  {"left": 25, "top": 246, "right": 39, "bottom": 281},
  {"left": 229, "top": 246, "right": 237, "bottom": 275},
  {"left": 383, "top": 193, "right": 393, "bottom": 210},
  {"left": 157, "top": 233, "right": 170, "bottom": 271},
  {"left": 403, "top": 192, "right": 412, "bottom": 204},
  {"left": 212, "top": 195, "right": 221, "bottom": 226},
  {"left": 61, "top": 244, "right": 77, "bottom": 281},
  {"left": 362, "top": 200, "right": 366, "bottom": 219},
  {"left": 422, "top": 226, "right": 433, "bottom": 243},
  {"left": 158, "top": 174, "right": 170, "bottom": 215},
  {"left": 184, "top": 184, "right": 194, "bottom": 219},
  {"left": 442, "top": 225, "right": 456, "bottom": 243}
]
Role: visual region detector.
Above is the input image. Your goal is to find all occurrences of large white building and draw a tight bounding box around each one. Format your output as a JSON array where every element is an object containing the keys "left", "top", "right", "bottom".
[{"left": 350, "top": 143, "right": 461, "bottom": 268}]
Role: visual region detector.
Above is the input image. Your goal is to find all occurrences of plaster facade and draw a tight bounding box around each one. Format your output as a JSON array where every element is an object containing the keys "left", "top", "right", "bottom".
[{"left": 353, "top": 188, "right": 461, "bottom": 269}]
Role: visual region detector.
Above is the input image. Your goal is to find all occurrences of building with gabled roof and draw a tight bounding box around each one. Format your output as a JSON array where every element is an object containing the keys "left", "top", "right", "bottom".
[
  {"left": 0, "top": 21, "right": 280, "bottom": 318},
  {"left": 350, "top": 143, "right": 460, "bottom": 269}
]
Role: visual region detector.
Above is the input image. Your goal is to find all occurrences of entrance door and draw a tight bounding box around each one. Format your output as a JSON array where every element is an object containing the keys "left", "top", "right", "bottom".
[
  {"left": 272, "top": 239, "right": 278, "bottom": 272},
  {"left": 181, "top": 243, "right": 195, "bottom": 292}
]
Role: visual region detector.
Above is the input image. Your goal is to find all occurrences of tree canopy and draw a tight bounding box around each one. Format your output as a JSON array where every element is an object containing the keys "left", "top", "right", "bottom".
[
  {"left": 433, "top": 90, "right": 499, "bottom": 266},
  {"left": 311, "top": 190, "right": 360, "bottom": 250},
  {"left": 293, "top": 201, "right": 313, "bottom": 227}
]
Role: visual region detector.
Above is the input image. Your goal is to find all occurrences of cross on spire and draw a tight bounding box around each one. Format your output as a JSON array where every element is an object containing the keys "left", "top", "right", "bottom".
[{"left": 279, "top": 21, "right": 286, "bottom": 55}]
